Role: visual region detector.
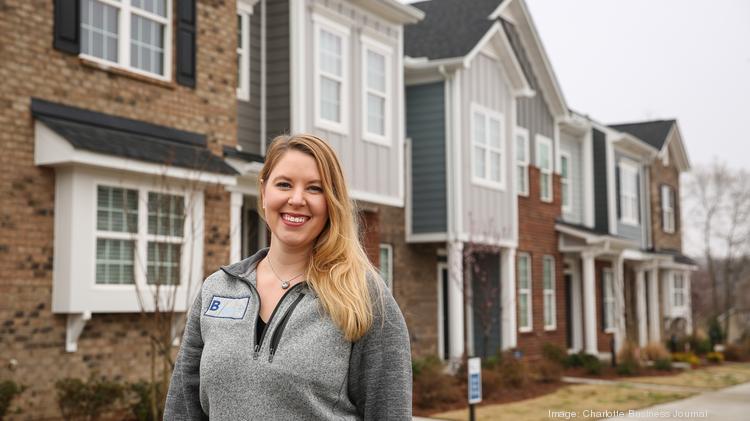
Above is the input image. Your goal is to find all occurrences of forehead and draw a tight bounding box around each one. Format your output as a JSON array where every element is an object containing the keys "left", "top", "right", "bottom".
[{"left": 268, "top": 149, "right": 321, "bottom": 180}]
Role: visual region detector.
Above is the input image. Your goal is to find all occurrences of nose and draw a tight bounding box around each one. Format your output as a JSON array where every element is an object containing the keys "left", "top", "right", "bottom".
[{"left": 288, "top": 187, "right": 306, "bottom": 206}]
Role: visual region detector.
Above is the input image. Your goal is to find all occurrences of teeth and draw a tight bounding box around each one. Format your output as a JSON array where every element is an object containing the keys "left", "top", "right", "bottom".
[{"left": 283, "top": 214, "right": 306, "bottom": 223}]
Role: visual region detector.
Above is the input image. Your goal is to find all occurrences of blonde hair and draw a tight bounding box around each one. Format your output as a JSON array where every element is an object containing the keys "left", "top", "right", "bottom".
[{"left": 258, "top": 134, "right": 383, "bottom": 342}]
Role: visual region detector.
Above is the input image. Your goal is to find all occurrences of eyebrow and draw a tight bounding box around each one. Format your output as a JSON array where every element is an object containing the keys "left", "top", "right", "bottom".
[{"left": 271, "top": 175, "right": 322, "bottom": 184}]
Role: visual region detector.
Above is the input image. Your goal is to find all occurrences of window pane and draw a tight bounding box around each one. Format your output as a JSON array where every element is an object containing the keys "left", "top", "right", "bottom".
[
  {"left": 518, "top": 295, "right": 528, "bottom": 328},
  {"left": 518, "top": 256, "right": 528, "bottom": 288},
  {"left": 97, "top": 186, "right": 138, "bottom": 233},
  {"left": 81, "top": 0, "right": 119, "bottom": 62},
  {"left": 516, "top": 135, "right": 526, "bottom": 161},
  {"left": 473, "top": 113, "right": 486, "bottom": 145},
  {"left": 490, "top": 151, "right": 501, "bottom": 182},
  {"left": 367, "top": 94, "right": 385, "bottom": 135},
  {"left": 320, "top": 77, "right": 341, "bottom": 122},
  {"left": 541, "top": 174, "right": 550, "bottom": 199},
  {"left": 148, "top": 192, "right": 185, "bottom": 236},
  {"left": 474, "top": 146, "right": 485, "bottom": 178},
  {"left": 488, "top": 118, "right": 501, "bottom": 149},
  {"left": 130, "top": 15, "right": 165, "bottom": 75},
  {"left": 133, "top": 0, "right": 167, "bottom": 17},
  {"left": 147, "top": 242, "right": 181, "bottom": 285},
  {"left": 320, "top": 29, "right": 342, "bottom": 76},
  {"left": 543, "top": 258, "right": 553, "bottom": 289},
  {"left": 96, "top": 238, "right": 135, "bottom": 284},
  {"left": 539, "top": 143, "right": 550, "bottom": 169},
  {"left": 517, "top": 166, "right": 527, "bottom": 194},
  {"left": 367, "top": 50, "right": 385, "bottom": 92},
  {"left": 561, "top": 156, "right": 569, "bottom": 178}
]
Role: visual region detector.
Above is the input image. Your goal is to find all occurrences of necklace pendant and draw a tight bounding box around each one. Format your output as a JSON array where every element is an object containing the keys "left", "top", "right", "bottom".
[{"left": 281, "top": 281, "right": 290, "bottom": 289}]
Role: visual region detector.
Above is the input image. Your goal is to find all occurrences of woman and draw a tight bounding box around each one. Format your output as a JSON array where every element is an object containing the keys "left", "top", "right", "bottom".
[{"left": 164, "top": 134, "right": 412, "bottom": 420}]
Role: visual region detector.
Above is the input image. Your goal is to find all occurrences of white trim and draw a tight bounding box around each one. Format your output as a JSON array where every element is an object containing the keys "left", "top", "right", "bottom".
[
  {"left": 661, "top": 184, "right": 676, "bottom": 234},
  {"left": 606, "top": 134, "right": 618, "bottom": 234},
  {"left": 582, "top": 127, "right": 595, "bottom": 227},
  {"left": 517, "top": 252, "right": 533, "bottom": 332},
  {"left": 379, "top": 243, "right": 393, "bottom": 290},
  {"left": 560, "top": 151, "right": 572, "bottom": 213},
  {"left": 230, "top": 192, "right": 243, "bottom": 263},
  {"left": 360, "top": 34, "right": 393, "bottom": 146},
  {"left": 462, "top": 22, "right": 532, "bottom": 95},
  {"left": 312, "top": 13, "right": 350, "bottom": 135},
  {"left": 672, "top": 271, "right": 687, "bottom": 308},
  {"left": 349, "top": 189, "right": 403, "bottom": 207},
  {"left": 452, "top": 70, "right": 463, "bottom": 239},
  {"left": 397, "top": 25, "right": 406, "bottom": 211},
  {"left": 470, "top": 103, "right": 506, "bottom": 190},
  {"left": 515, "top": 126, "right": 530, "bottom": 197},
  {"left": 602, "top": 268, "right": 616, "bottom": 333},
  {"left": 501, "top": 247, "right": 517, "bottom": 349},
  {"left": 618, "top": 159, "right": 640, "bottom": 226},
  {"left": 289, "top": 0, "right": 305, "bottom": 133},
  {"left": 543, "top": 255, "right": 556, "bottom": 330},
  {"left": 235, "top": 4, "right": 253, "bottom": 101},
  {"left": 536, "top": 134, "right": 553, "bottom": 202},
  {"left": 408, "top": 232, "right": 448, "bottom": 243}
]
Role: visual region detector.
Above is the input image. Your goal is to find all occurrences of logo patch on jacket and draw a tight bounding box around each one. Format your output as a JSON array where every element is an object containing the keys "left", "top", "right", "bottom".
[{"left": 204, "top": 296, "right": 250, "bottom": 319}]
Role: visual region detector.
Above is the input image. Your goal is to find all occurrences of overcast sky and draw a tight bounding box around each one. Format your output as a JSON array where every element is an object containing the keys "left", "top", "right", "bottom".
[{"left": 523, "top": 0, "right": 750, "bottom": 171}]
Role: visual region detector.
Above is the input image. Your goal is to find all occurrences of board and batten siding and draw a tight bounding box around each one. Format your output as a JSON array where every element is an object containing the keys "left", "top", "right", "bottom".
[
  {"left": 237, "top": 2, "right": 263, "bottom": 154},
  {"left": 265, "top": 0, "right": 290, "bottom": 143},
  {"left": 459, "top": 52, "right": 515, "bottom": 242},
  {"left": 406, "top": 82, "right": 447, "bottom": 234},
  {"left": 614, "top": 151, "right": 644, "bottom": 245},
  {"left": 593, "top": 128, "right": 609, "bottom": 234},
  {"left": 560, "top": 131, "right": 584, "bottom": 224},
  {"left": 303, "top": 0, "right": 403, "bottom": 203}
]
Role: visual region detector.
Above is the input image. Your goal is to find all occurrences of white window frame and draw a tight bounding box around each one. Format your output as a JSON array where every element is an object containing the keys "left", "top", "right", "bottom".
[
  {"left": 470, "top": 103, "right": 505, "bottom": 190},
  {"left": 361, "top": 35, "right": 392, "bottom": 146},
  {"left": 379, "top": 243, "right": 393, "bottom": 291},
  {"left": 79, "top": 0, "right": 173, "bottom": 81},
  {"left": 602, "top": 268, "right": 615, "bottom": 333},
  {"left": 517, "top": 253, "right": 533, "bottom": 332},
  {"left": 560, "top": 151, "right": 572, "bottom": 213},
  {"left": 515, "top": 127, "right": 530, "bottom": 197},
  {"left": 618, "top": 159, "right": 640, "bottom": 226},
  {"left": 672, "top": 272, "right": 686, "bottom": 308},
  {"left": 661, "top": 185, "right": 675, "bottom": 233},
  {"left": 536, "top": 135, "right": 553, "bottom": 202},
  {"left": 312, "top": 14, "right": 350, "bottom": 135},
  {"left": 236, "top": 1, "right": 254, "bottom": 101},
  {"left": 543, "top": 255, "right": 556, "bottom": 330}
]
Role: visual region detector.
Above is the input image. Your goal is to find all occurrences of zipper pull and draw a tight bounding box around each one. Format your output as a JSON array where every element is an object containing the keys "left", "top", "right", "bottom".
[
  {"left": 253, "top": 344, "right": 260, "bottom": 360},
  {"left": 268, "top": 348, "right": 275, "bottom": 363}
]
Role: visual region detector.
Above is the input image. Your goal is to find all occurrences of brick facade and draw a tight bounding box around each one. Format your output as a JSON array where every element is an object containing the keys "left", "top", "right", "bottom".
[
  {"left": 0, "top": 1, "right": 237, "bottom": 418},
  {"left": 649, "top": 152, "right": 682, "bottom": 251},
  {"left": 516, "top": 166, "right": 567, "bottom": 357}
]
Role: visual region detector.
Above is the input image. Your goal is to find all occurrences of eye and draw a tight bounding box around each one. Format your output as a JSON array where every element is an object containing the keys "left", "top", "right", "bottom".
[
  {"left": 275, "top": 182, "right": 291, "bottom": 189},
  {"left": 308, "top": 185, "right": 323, "bottom": 193}
]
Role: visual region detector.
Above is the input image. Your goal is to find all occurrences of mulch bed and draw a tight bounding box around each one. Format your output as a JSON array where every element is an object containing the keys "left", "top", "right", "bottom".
[{"left": 564, "top": 365, "right": 683, "bottom": 380}]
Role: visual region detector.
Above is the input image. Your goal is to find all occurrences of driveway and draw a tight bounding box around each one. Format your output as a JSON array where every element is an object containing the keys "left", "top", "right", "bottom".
[{"left": 607, "top": 381, "right": 750, "bottom": 420}]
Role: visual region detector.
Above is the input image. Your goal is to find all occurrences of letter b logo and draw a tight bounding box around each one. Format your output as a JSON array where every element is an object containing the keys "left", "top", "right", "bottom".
[{"left": 209, "top": 300, "right": 221, "bottom": 311}]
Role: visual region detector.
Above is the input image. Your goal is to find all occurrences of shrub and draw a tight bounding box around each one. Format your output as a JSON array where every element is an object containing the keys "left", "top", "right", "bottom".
[
  {"left": 724, "top": 344, "right": 747, "bottom": 362},
  {"left": 616, "top": 343, "right": 642, "bottom": 376},
  {"left": 672, "top": 352, "right": 701, "bottom": 367},
  {"left": 581, "top": 354, "right": 603, "bottom": 375},
  {"left": 706, "top": 352, "right": 724, "bottom": 364},
  {"left": 496, "top": 351, "right": 529, "bottom": 388},
  {"left": 129, "top": 381, "right": 166, "bottom": 421},
  {"left": 0, "top": 380, "right": 25, "bottom": 419},
  {"left": 687, "top": 332, "right": 712, "bottom": 355},
  {"left": 654, "top": 358, "right": 673, "bottom": 371},
  {"left": 565, "top": 352, "right": 585, "bottom": 368},
  {"left": 642, "top": 342, "right": 670, "bottom": 362},
  {"left": 534, "top": 359, "right": 563, "bottom": 383},
  {"left": 55, "top": 376, "right": 125, "bottom": 421},
  {"left": 412, "top": 356, "right": 463, "bottom": 410},
  {"left": 541, "top": 342, "right": 568, "bottom": 366}
]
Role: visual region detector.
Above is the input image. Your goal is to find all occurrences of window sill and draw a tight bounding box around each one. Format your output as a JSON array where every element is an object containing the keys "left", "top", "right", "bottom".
[
  {"left": 544, "top": 326, "right": 557, "bottom": 332},
  {"left": 80, "top": 57, "right": 177, "bottom": 90},
  {"left": 518, "top": 327, "right": 534, "bottom": 334},
  {"left": 619, "top": 218, "right": 640, "bottom": 227},
  {"left": 471, "top": 177, "right": 505, "bottom": 192}
]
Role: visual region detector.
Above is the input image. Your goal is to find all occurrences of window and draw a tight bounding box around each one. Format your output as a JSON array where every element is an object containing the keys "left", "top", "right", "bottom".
[
  {"left": 517, "top": 253, "right": 532, "bottom": 332},
  {"left": 361, "top": 36, "right": 392, "bottom": 145},
  {"left": 673, "top": 273, "right": 686, "bottom": 307},
  {"left": 379, "top": 244, "right": 393, "bottom": 290},
  {"left": 314, "top": 15, "right": 349, "bottom": 133},
  {"left": 95, "top": 185, "right": 185, "bottom": 286},
  {"left": 543, "top": 255, "right": 556, "bottom": 330},
  {"left": 560, "top": 152, "right": 572, "bottom": 212},
  {"left": 80, "top": 0, "right": 172, "bottom": 79},
  {"left": 619, "top": 160, "right": 639, "bottom": 225},
  {"left": 471, "top": 104, "right": 504, "bottom": 188},
  {"left": 661, "top": 185, "right": 675, "bottom": 233},
  {"left": 236, "top": 2, "right": 253, "bottom": 101},
  {"left": 516, "top": 128, "right": 529, "bottom": 196},
  {"left": 536, "top": 135, "right": 553, "bottom": 202},
  {"left": 602, "top": 269, "right": 615, "bottom": 331}
]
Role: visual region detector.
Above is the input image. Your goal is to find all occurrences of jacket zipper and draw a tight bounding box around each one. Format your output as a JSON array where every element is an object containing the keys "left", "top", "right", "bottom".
[{"left": 267, "top": 293, "right": 305, "bottom": 363}]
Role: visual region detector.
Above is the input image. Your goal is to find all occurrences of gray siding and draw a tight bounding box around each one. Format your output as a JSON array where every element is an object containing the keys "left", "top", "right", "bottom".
[
  {"left": 593, "top": 128, "right": 609, "bottom": 233},
  {"left": 237, "top": 4, "right": 262, "bottom": 154},
  {"left": 560, "top": 131, "right": 584, "bottom": 224},
  {"left": 407, "top": 82, "right": 447, "bottom": 234},
  {"left": 266, "top": 0, "right": 290, "bottom": 142},
  {"left": 459, "top": 52, "right": 515, "bottom": 242},
  {"left": 614, "top": 151, "right": 644, "bottom": 244}
]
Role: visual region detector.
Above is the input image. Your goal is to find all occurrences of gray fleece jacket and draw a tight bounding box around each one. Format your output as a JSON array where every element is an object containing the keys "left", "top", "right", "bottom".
[{"left": 163, "top": 248, "right": 412, "bottom": 420}]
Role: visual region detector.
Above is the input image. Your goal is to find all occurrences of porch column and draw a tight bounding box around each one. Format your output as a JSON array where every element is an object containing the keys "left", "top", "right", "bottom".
[
  {"left": 685, "top": 271, "right": 693, "bottom": 334},
  {"left": 571, "top": 259, "right": 584, "bottom": 351},
  {"left": 614, "top": 255, "right": 626, "bottom": 353},
  {"left": 648, "top": 267, "right": 661, "bottom": 342},
  {"left": 230, "top": 192, "right": 243, "bottom": 263},
  {"left": 636, "top": 269, "right": 648, "bottom": 347},
  {"left": 447, "top": 241, "right": 465, "bottom": 359},
  {"left": 501, "top": 248, "right": 517, "bottom": 349},
  {"left": 582, "top": 252, "right": 598, "bottom": 355}
]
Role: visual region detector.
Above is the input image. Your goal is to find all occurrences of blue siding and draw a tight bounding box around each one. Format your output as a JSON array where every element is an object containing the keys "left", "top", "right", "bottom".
[
  {"left": 593, "top": 129, "right": 609, "bottom": 233},
  {"left": 407, "top": 82, "right": 447, "bottom": 234}
]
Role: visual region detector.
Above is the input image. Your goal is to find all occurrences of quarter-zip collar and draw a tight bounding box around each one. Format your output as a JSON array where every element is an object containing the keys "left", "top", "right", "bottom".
[{"left": 220, "top": 247, "right": 269, "bottom": 286}]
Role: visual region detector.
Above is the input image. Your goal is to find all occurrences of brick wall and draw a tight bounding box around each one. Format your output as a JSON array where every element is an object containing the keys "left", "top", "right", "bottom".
[
  {"left": 516, "top": 166, "right": 566, "bottom": 357},
  {"left": 0, "top": 1, "right": 236, "bottom": 418},
  {"left": 649, "top": 155, "right": 682, "bottom": 251}
]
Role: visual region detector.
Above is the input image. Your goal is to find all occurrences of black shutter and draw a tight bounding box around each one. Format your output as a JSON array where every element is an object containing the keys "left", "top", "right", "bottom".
[
  {"left": 176, "top": 0, "right": 197, "bottom": 87},
  {"left": 615, "top": 165, "right": 621, "bottom": 220},
  {"left": 54, "top": 0, "right": 80, "bottom": 54},
  {"left": 636, "top": 171, "right": 641, "bottom": 223},
  {"left": 659, "top": 183, "right": 666, "bottom": 231},
  {"left": 672, "top": 187, "right": 680, "bottom": 232}
]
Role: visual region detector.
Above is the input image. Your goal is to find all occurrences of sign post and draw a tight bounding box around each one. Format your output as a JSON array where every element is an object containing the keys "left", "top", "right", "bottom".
[{"left": 467, "top": 357, "right": 481, "bottom": 421}]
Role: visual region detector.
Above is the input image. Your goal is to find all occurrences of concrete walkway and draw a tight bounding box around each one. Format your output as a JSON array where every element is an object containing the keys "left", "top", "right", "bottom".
[{"left": 606, "top": 381, "right": 750, "bottom": 420}]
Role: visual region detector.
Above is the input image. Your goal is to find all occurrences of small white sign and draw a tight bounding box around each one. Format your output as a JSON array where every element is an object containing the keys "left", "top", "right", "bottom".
[
  {"left": 204, "top": 296, "right": 250, "bottom": 319},
  {"left": 468, "top": 357, "right": 482, "bottom": 404}
]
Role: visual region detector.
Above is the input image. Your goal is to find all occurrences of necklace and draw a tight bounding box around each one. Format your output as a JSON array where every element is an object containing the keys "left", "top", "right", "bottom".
[{"left": 266, "top": 256, "right": 305, "bottom": 289}]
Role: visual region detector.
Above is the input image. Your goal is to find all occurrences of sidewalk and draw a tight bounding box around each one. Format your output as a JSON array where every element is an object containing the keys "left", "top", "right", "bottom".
[{"left": 606, "top": 381, "right": 750, "bottom": 421}]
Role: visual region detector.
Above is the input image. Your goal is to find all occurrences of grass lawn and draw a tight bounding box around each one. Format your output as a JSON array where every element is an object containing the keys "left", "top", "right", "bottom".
[
  {"left": 431, "top": 383, "right": 694, "bottom": 421},
  {"left": 626, "top": 362, "right": 750, "bottom": 390}
]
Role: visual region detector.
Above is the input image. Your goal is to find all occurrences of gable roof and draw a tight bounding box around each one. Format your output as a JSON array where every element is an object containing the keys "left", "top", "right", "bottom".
[
  {"left": 609, "top": 120, "right": 676, "bottom": 150},
  {"left": 405, "top": 0, "right": 504, "bottom": 60}
]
